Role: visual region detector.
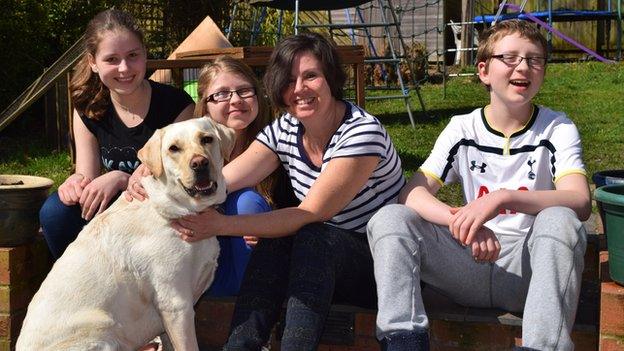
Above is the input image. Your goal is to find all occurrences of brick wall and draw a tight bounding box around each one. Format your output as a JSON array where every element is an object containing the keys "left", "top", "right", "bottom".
[
  {"left": 0, "top": 236, "right": 52, "bottom": 350},
  {"left": 600, "top": 251, "right": 624, "bottom": 351}
]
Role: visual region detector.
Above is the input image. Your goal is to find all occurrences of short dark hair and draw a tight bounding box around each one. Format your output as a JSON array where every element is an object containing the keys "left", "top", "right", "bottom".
[{"left": 264, "top": 32, "right": 346, "bottom": 109}]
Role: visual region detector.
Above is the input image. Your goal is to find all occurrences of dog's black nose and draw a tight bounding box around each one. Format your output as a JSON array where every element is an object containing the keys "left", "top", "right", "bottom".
[{"left": 190, "top": 156, "right": 209, "bottom": 172}]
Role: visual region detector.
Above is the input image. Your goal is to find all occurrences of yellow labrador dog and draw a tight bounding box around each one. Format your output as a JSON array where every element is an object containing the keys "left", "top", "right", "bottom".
[{"left": 17, "top": 117, "right": 234, "bottom": 351}]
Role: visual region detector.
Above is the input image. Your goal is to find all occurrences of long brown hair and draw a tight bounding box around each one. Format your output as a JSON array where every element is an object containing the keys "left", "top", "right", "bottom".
[
  {"left": 194, "top": 56, "right": 286, "bottom": 206},
  {"left": 70, "top": 9, "right": 145, "bottom": 120}
]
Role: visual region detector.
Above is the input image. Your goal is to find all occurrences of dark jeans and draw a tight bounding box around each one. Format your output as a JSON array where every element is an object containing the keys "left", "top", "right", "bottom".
[
  {"left": 223, "top": 222, "right": 377, "bottom": 351},
  {"left": 39, "top": 191, "right": 88, "bottom": 259}
]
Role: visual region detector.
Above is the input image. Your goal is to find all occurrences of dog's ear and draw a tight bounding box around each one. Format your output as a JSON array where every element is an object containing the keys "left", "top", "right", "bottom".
[
  {"left": 214, "top": 123, "right": 236, "bottom": 162},
  {"left": 138, "top": 129, "right": 164, "bottom": 177}
]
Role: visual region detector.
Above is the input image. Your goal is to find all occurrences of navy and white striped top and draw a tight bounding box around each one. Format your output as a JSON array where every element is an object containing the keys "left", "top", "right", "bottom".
[{"left": 256, "top": 101, "right": 405, "bottom": 233}]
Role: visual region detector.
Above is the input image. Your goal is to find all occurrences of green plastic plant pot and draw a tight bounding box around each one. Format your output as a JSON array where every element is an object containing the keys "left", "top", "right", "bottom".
[
  {"left": 0, "top": 175, "right": 53, "bottom": 247},
  {"left": 595, "top": 184, "right": 624, "bottom": 286}
]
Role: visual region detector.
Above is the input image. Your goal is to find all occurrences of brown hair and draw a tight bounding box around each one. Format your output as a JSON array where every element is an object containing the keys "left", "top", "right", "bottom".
[
  {"left": 263, "top": 32, "right": 346, "bottom": 110},
  {"left": 194, "top": 56, "right": 281, "bottom": 205},
  {"left": 476, "top": 19, "right": 548, "bottom": 69},
  {"left": 70, "top": 9, "right": 145, "bottom": 120}
]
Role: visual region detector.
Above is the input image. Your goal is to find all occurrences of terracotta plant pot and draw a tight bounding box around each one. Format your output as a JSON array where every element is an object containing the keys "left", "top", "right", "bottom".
[{"left": 0, "top": 175, "right": 53, "bottom": 247}]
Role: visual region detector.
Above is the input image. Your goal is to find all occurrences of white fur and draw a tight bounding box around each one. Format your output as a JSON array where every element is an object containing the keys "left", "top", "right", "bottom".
[{"left": 17, "top": 117, "right": 235, "bottom": 351}]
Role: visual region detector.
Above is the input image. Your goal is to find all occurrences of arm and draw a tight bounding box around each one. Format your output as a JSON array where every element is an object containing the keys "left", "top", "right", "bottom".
[
  {"left": 74, "top": 111, "right": 130, "bottom": 219},
  {"left": 73, "top": 110, "right": 101, "bottom": 181},
  {"left": 56, "top": 111, "right": 100, "bottom": 206},
  {"left": 489, "top": 173, "right": 590, "bottom": 219},
  {"left": 222, "top": 140, "right": 281, "bottom": 193},
  {"left": 449, "top": 173, "right": 591, "bottom": 246},
  {"left": 400, "top": 171, "right": 452, "bottom": 226},
  {"left": 402, "top": 171, "right": 501, "bottom": 262},
  {"left": 174, "top": 155, "right": 380, "bottom": 240}
]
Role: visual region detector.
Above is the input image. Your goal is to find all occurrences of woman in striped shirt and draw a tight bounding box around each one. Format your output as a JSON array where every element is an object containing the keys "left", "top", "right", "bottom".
[{"left": 172, "top": 32, "right": 405, "bottom": 350}]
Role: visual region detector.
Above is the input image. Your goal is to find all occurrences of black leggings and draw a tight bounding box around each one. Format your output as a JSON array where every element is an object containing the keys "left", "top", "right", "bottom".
[{"left": 223, "top": 222, "right": 377, "bottom": 351}]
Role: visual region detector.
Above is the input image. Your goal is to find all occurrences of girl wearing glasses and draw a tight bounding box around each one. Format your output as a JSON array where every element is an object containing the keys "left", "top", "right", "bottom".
[{"left": 193, "top": 56, "right": 287, "bottom": 296}]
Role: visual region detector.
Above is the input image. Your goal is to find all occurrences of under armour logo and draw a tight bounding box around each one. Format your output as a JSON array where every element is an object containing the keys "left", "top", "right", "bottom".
[
  {"left": 527, "top": 159, "right": 536, "bottom": 180},
  {"left": 470, "top": 161, "right": 487, "bottom": 173}
]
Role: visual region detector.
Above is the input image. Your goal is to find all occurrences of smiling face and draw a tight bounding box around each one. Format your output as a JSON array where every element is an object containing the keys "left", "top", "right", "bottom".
[
  {"left": 478, "top": 33, "right": 545, "bottom": 109},
  {"left": 88, "top": 29, "right": 147, "bottom": 98},
  {"left": 281, "top": 51, "right": 335, "bottom": 120},
  {"left": 204, "top": 71, "right": 258, "bottom": 132}
]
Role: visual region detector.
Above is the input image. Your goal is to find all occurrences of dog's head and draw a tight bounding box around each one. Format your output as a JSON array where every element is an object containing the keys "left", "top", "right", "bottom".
[{"left": 137, "top": 117, "right": 235, "bottom": 212}]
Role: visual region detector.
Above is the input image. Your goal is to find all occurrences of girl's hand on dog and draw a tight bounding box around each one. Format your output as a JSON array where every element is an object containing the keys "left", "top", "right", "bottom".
[
  {"left": 79, "top": 171, "right": 129, "bottom": 220},
  {"left": 172, "top": 208, "right": 226, "bottom": 242},
  {"left": 124, "top": 164, "right": 151, "bottom": 202},
  {"left": 58, "top": 173, "right": 91, "bottom": 206}
]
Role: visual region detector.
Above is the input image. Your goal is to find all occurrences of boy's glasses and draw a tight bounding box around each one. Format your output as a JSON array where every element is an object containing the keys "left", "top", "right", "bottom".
[
  {"left": 490, "top": 54, "right": 547, "bottom": 69},
  {"left": 206, "top": 87, "right": 256, "bottom": 103}
]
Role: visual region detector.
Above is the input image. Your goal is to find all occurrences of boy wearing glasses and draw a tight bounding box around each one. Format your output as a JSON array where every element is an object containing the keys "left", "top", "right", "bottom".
[{"left": 367, "top": 19, "right": 591, "bottom": 350}]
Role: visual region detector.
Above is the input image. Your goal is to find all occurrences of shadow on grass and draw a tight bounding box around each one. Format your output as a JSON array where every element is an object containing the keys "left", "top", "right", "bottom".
[
  {"left": 0, "top": 135, "right": 57, "bottom": 163},
  {"left": 397, "top": 152, "right": 426, "bottom": 173},
  {"left": 377, "top": 105, "right": 483, "bottom": 126}
]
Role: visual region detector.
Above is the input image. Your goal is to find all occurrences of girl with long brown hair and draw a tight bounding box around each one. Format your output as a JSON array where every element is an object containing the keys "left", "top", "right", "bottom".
[{"left": 39, "top": 9, "right": 194, "bottom": 259}]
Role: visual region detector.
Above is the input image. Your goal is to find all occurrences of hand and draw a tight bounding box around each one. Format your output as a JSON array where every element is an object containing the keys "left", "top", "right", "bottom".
[
  {"left": 448, "top": 190, "right": 504, "bottom": 245},
  {"left": 171, "top": 208, "right": 226, "bottom": 242},
  {"left": 124, "top": 164, "right": 151, "bottom": 202},
  {"left": 58, "top": 173, "right": 91, "bottom": 205},
  {"left": 244, "top": 236, "right": 259, "bottom": 248},
  {"left": 469, "top": 226, "right": 501, "bottom": 263},
  {"left": 79, "top": 171, "right": 129, "bottom": 220}
]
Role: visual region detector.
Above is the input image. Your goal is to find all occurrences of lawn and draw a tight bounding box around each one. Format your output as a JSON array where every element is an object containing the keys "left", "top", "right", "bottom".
[{"left": 1, "top": 61, "right": 623, "bottom": 206}]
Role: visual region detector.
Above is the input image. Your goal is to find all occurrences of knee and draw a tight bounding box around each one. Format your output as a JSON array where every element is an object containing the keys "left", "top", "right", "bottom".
[
  {"left": 294, "top": 223, "right": 331, "bottom": 250},
  {"left": 533, "top": 206, "right": 586, "bottom": 250},
  {"left": 367, "top": 204, "right": 424, "bottom": 245},
  {"left": 39, "top": 192, "right": 74, "bottom": 226},
  {"left": 224, "top": 188, "right": 270, "bottom": 215}
]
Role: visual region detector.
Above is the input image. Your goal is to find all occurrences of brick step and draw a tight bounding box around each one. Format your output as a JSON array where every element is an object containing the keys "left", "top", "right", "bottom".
[
  {"left": 194, "top": 233, "right": 603, "bottom": 351},
  {"left": 194, "top": 281, "right": 598, "bottom": 351}
]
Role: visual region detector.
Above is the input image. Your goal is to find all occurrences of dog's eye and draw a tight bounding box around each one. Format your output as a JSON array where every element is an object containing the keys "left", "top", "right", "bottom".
[
  {"left": 168, "top": 144, "right": 180, "bottom": 152},
  {"left": 201, "top": 136, "right": 214, "bottom": 145}
]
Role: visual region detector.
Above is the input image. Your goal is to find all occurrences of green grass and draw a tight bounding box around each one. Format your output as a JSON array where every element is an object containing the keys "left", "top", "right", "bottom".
[
  {"left": 1, "top": 62, "right": 623, "bottom": 201},
  {"left": 0, "top": 136, "right": 73, "bottom": 189}
]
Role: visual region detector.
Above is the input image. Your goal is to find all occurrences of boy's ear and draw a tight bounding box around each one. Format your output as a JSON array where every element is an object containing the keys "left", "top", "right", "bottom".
[{"left": 477, "top": 61, "right": 490, "bottom": 86}]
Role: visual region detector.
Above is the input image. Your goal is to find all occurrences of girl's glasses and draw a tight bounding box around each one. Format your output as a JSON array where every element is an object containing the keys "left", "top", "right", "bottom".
[{"left": 206, "top": 87, "right": 256, "bottom": 103}]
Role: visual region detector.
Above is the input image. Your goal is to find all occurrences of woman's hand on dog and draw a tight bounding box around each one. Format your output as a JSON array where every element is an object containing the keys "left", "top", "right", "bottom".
[
  {"left": 124, "top": 164, "right": 151, "bottom": 202},
  {"left": 79, "top": 171, "right": 129, "bottom": 220},
  {"left": 58, "top": 173, "right": 91, "bottom": 206},
  {"left": 171, "top": 208, "right": 226, "bottom": 242}
]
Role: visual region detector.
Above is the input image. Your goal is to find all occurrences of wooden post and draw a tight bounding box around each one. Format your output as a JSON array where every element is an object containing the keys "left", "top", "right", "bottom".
[{"left": 461, "top": 0, "right": 474, "bottom": 66}]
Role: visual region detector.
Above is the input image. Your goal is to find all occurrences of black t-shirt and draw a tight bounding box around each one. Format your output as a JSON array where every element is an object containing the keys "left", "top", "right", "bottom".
[{"left": 80, "top": 80, "right": 193, "bottom": 174}]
